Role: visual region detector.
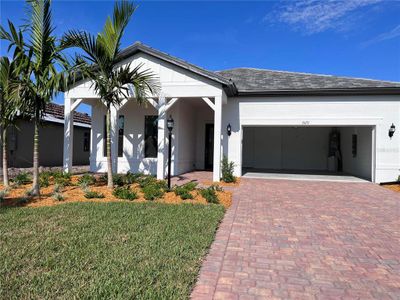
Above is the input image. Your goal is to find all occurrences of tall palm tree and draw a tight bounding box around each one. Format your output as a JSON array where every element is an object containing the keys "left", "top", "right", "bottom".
[
  {"left": 0, "top": 57, "right": 21, "bottom": 188},
  {"left": 62, "top": 1, "right": 158, "bottom": 188},
  {"left": 0, "top": 0, "right": 69, "bottom": 195}
]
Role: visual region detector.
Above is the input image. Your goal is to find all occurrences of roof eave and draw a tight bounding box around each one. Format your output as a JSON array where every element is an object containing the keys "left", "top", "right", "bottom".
[{"left": 237, "top": 87, "right": 400, "bottom": 97}]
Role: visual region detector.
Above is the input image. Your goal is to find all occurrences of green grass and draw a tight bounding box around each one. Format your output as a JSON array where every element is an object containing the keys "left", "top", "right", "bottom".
[{"left": 0, "top": 202, "right": 225, "bottom": 299}]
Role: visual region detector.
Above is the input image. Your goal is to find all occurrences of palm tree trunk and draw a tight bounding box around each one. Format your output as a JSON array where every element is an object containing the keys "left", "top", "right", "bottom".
[
  {"left": 32, "top": 117, "right": 40, "bottom": 196},
  {"left": 106, "top": 108, "right": 113, "bottom": 189},
  {"left": 2, "top": 127, "right": 9, "bottom": 188}
]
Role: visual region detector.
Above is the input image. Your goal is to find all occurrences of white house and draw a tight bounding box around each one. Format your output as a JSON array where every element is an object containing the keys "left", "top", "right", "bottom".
[{"left": 63, "top": 42, "right": 400, "bottom": 183}]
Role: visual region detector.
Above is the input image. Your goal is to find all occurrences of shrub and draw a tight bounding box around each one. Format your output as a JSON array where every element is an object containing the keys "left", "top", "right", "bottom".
[
  {"left": 221, "top": 156, "right": 236, "bottom": 183},
  {"left": 199, "top": 186, "right": 220, "bottom": 204},
  {"left": 53, "top": 172, "right": 72, "bottom": 186},
  {"left": 52, "top": 192, "right": 65, "bottom": 201},
  {"left": 137, "top": 175, "right": 157, "bottom": 188},
  {"left": 39, "top": 172, "right": 51, "bottom": 188},
  {"left": 84, "top": 190, "right": 105, "bottom": 199},
  {"left": 13, "top": 172, "right": 32, "bottom": 186},
  {"left": 124, "top": 172, "right": 143, "bottom": 184},
  {"left": 78, "top": 174, "right": 96, "bottom": 187},
  {"left": 113, "top": 186, "right": 138, "bottom": 200},
  {"left": 100, "top": 174, "right": 126, "bottom": 186},
  {"left": 142, "top": 184, "right": 164, "bottom": 201},
  {"left": 174, "top": 182, "right": 198, "bottom": 200}
]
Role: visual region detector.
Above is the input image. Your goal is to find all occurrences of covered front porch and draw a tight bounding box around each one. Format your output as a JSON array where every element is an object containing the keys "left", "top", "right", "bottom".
[{"left": 63, "top": 94, "right": 225, "bottom": 182}]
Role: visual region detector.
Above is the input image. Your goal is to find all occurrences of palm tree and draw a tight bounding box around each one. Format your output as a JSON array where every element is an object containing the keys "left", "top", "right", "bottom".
[
  {"left": 0, "top": 0, "right": 69, "bottom": 195},
  {"left": 62, "top": 1, "right": 158, "bottom": 189},
  {"left": 0, "top": 57, "right": 21, "bottom": 188}
]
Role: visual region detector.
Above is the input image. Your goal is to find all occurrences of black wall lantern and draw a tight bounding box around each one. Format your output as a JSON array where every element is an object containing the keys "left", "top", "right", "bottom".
[
  {"left": 167, "top": 115, "right": 174, "bottom": 189},
  {"left": 389, "top": 123, "right": 395, "bottom": 139},
  {"left": 227, "top": 123, "right": 232, "bottom": 136}
]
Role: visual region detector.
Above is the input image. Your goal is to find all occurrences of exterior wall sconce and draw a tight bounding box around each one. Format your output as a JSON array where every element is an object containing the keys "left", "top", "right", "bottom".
[
  {"left": 227, "top": 123, "right": 232, "bottom": 136},
  {"left": 389, "top": 123, "right": 395, "bottom": 139}
]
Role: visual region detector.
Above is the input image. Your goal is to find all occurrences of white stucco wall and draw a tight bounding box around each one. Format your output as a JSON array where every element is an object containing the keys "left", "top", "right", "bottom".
[
  {"left": 223, "top": 95, "right": 400, "bottom": 183},
  {"left": 340, "top": 126, "right": 373, "bottom": 180}
]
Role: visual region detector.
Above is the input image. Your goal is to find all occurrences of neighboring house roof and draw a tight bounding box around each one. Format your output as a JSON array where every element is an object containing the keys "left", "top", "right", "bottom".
[
  {"left": 216, "top": 68, "right": 400, "bottom": 96},
  {"left": 45, "top": 103, "right": 91, "bottom": 127}
]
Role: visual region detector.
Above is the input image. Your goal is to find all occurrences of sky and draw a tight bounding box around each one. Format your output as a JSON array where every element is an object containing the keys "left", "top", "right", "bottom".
[{"left": 1, "top": 0, "right": 400, "bottom": 115}]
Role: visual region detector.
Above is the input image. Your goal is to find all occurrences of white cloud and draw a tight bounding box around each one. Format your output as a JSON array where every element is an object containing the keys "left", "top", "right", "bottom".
[
  {"left": 268, "top": 0, "right": 383, "bottom": 34},
  {"left": 363, "top": 24, "right": 400, "bottom": 46}
]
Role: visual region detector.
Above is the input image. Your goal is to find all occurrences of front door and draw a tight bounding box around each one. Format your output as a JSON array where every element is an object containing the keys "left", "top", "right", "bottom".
[{"left": 204, "top": 124, "right": 214, "bottom": 170}]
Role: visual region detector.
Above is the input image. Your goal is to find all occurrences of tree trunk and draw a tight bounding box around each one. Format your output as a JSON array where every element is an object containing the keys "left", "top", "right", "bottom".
[
  {"left": 32, "top": 118, "right": 40, "bottom": 196},
  {"left": 106, "top": 108, "right": 113, "bottom": 189},
  {"left": 2, "top": 127, "right": 9, "bottom": 188}
]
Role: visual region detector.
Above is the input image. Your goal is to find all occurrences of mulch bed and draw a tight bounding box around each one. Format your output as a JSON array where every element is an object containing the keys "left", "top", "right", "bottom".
[
  {"left": 0, "top": 175, "right": 232, "bottom": 209},
  {"left": 382, "top": 183, "right": 400, "bottom": 193}
]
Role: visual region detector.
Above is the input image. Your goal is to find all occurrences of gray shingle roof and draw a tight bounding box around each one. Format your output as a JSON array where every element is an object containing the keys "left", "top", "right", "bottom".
[{"left": 216, "top": 68, "right": 400, "bottom": 95}]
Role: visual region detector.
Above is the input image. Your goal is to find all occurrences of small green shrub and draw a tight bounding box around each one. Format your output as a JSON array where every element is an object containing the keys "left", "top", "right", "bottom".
[
  {"left": 124, "top": 172, "right": 143, "bottom": 184},
  {"left": 78, "top": 174, "right": 96, "bottom": 187},
  {"left": 39, "top": 172, "right": 51, "bottom": 188},
  {"left": 13, "top": 172, "right": 32, "bottom": 185},
  {"left": 113, "top": 174, "right": 125, "bottom": 186},
  {"left": 142, "top": 184, "right": 164, "bottom": 201},
  {"left": 174, "top": 182, "right": 198, "bottom": 200},
  {"left": 53, "top": 172, "right": 72, "bottom": 186},
  {"left": 199, "top": 186, "right": 219, "bottom": 204},
  {"left": 52, "top": 192, "right": 64, "bottom": 201},
  {"left": 84, "top": 190, "right": 105, "bottom": 199},
  {"left": 113, "top": 186, "right": 138, "bottom": 200},
  {"left": 137, "top": 175, "right": 157, "bottom": 188},
  {"left": 221, "top": 156, "right": 236, "bottom": 183}
]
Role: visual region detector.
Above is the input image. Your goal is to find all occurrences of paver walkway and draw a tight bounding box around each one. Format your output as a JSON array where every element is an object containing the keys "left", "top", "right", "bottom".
[{"left": 191, "top": 179, "right": 400, "bottom": 299}]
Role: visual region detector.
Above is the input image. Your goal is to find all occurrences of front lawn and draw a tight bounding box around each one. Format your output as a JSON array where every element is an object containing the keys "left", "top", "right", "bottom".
[{"left": 0, "top": 202, "right": 225, "bottom": 299}]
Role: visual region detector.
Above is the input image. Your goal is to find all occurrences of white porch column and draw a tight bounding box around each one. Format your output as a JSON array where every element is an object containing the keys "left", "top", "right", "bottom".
[
  {"left": 63, "top": 98, "right": 74, "bottom": 173},
  {"left": 157, "top": 95, "right": 166, "bottom": 180},
  {"left": 213, "top": 96, "right": 222, "bottom": 181},
  {"left": 110, "top": 105, "right": 119, "bottom": 173}
]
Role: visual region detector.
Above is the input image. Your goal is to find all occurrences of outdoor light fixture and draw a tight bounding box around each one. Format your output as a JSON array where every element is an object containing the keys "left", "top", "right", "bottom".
[
  {"left": 227, "top": 123, "right": 232, "bottom": 136},
  {"left": 167, "top": 115, "right": 174, "bottom": 189},
  {"left": 389, "top": 123, "right": 396, "bottom": 139},
  {"left": 167, "top": 115, "right": 174, "bottom": 133}
]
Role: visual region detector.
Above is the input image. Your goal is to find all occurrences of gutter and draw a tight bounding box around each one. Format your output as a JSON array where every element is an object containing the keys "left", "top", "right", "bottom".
[{"left": 237, "top": 87, "right": 400, "bottom": 97}]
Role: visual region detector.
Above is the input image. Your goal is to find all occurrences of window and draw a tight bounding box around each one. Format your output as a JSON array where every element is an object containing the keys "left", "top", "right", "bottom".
[
  {"left": 144, "top": 116, "right": 158, "bottom": 158},
  {"left": 118, "top": 115, "right": 124, "bottom": 157},
  {"left": 83, "top": 132, "right": 90, "bottom": 152},
  {"left": 103, "top": 115, "right": 124, "bottom": 157}
]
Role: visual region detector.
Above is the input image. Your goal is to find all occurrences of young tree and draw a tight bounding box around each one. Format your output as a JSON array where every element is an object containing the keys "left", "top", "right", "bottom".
[
  {"left": 0, "top": 57, "right": 20, "bottom": 187},
  {"left": 0, "top": 0, "right": 69, "bottom": 195},
  {"left": 62, "top": 1, "right": 158, "bottom": 188}
]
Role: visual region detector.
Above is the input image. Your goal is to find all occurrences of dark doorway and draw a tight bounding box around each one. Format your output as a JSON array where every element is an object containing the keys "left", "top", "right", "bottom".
[{"left": 204, "top": 124, "right": 214, "bottom": 170}]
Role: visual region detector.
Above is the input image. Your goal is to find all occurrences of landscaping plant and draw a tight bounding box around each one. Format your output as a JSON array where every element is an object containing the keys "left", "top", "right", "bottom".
[
  {"left": 142, "top": 183, "right": 165, "bottom": 201},
  {"left": 53, "top": 172, "right": 71, "bottom": 186},
  {"left": 84, "top": 190, "right": 105, "bottom": 199},
  {"left": 113, "top": 186, "right": 138, "bottom": 200},
  {"left": 78, "top": 174, "right": 96, "bottom": 187},
  {"left": 174, "top": 182, "right": 198, "bottom": 200},
  {"left": 221, "top": 156, "right": 236, "bottom": 183},
  {"left": 1, "top": 0, "right": 74, "bottom": 196},
  {"left": 39, "top": 172, "right": 51, "bottom": 188},
  {"left": 199, "top": 185, "right": 221, "bottom": 204},
  {"left": 124, "top": 172, "right": 142, "bottom": 184},
  {"left": 61, "top": 1, "right": 158, "bottom": 189},
  {"left": 52, "top": 192, "right": 64, "bottom": 201},
  {"left": 13, "top": 172, "right": 32, "bottom": 186}
]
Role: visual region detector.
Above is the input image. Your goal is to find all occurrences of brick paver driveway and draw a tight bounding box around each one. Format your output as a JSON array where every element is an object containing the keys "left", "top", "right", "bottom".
[{"left": 192, "top": 179, "right": 400, "bottom": 299}]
